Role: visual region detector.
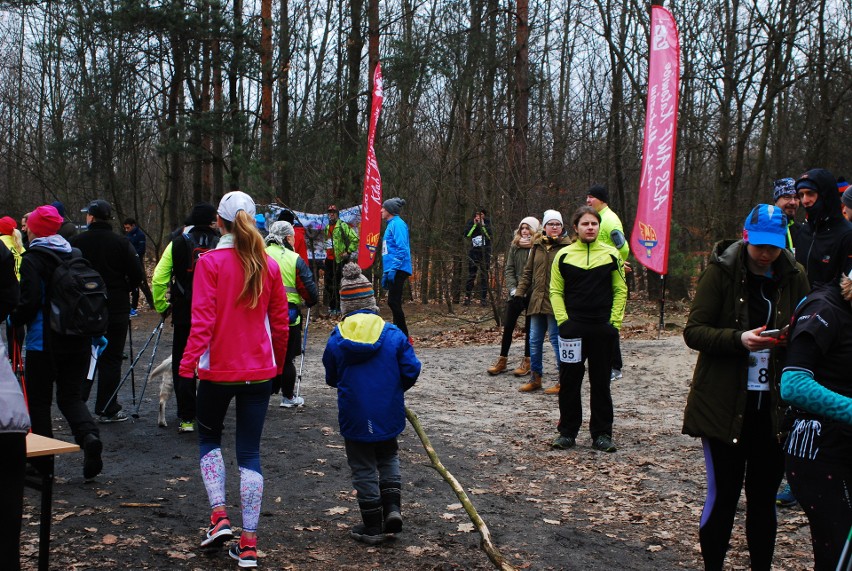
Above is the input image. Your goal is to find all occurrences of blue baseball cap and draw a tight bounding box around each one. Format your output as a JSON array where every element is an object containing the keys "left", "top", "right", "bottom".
[{"left": 743, "top": 204, "right": 787, "bottom": 249}]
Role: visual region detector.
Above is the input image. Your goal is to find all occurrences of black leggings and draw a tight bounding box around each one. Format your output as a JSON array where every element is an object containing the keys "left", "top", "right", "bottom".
[
  {"left": 699, "top": 393, "right": 784, "bottom": 571},
  {"left": 786, "top": 446, "right": 852, "bottom": 570},
  {"left": 499, "top": 296, "right": 530, "bottom": 357},
  {"left": 387, "top": 271, "right": 410, "bottom": 337}
]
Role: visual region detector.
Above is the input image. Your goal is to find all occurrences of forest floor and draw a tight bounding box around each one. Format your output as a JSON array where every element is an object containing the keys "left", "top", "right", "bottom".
[{"left": 20, "top": 297, "right": 816, "bottom": 570}]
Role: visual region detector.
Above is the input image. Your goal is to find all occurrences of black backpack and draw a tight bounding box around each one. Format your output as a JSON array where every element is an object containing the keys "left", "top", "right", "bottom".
[
  {"left": 31, "top": 247, "right": 109, "bottom": 337},
  {"left": 171, "top": 229, "right": 219, "bottom": 301}
]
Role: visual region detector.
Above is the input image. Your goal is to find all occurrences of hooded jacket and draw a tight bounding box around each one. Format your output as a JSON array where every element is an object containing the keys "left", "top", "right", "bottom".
[
  {"left": 682, "top": 239, "right": 810, "bottom": 443},
  {"left": 795, "top": 168, "right": 852, "bottom": 287},
  {"left": 178, "top": 237, "right": 289, "bottom": 382},
  {"left": 514, "top": 233, "right": 572, "bottom": 315},
  {"left": 382, "top": 215, "right": 413, "bottom": 275},
  {"left": 323, "top": 311, "right": 421, "bottom": 442},
  {"left": 9, "top": 235, "right": 90, "bottom": 353}
]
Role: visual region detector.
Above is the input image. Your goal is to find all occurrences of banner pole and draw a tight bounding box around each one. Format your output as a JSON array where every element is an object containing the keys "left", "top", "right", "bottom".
[{"left": 658, "top": 274, "right": 666, "bottom": 340}]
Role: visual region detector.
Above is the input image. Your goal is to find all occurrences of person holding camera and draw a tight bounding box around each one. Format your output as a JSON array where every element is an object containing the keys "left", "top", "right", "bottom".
[{"left": 463, "top": 208, "right": 492, "bottom": 306}]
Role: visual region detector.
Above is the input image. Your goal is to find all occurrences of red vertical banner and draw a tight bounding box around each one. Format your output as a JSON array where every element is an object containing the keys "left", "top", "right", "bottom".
[
  {"left": 358, "top": 62, "right": 384, "bottom": 270},
  {"left": 631, "top": 5, "right": 679, "bottom": 275}
]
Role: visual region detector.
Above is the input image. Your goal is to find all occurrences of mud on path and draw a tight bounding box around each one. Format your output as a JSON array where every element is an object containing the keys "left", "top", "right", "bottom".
[{"left": 21, "top": 303, "right": 815, "bottom": 570}]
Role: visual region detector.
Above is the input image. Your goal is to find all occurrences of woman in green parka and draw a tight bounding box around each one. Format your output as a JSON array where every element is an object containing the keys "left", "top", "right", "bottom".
[{"left": 683, "top": 204, "right": 809, "bottom": 571}]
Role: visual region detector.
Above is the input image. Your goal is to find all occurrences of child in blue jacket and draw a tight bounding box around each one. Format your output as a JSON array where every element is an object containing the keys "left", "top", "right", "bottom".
[{"left": 323, "top": 262, "right": 421, "bottom": 544}]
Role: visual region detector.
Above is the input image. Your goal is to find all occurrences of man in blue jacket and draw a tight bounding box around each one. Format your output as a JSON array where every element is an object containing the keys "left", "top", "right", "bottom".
[{"left": 380, "top": 197, "right": 413, "bottom": 337}]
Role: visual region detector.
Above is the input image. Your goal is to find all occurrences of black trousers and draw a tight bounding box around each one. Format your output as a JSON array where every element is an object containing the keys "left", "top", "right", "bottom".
[
  {"left": 273, "top": 318, "right": 303, "bottom": 398},
  {"left": 556, "top": 321, "right": 617, "bottom": 439},
  {"left": 27, "top": 347, "right": 99, "bottom": 444},
  {"left": 172, "top": 322, "right": 196, "bottom": 422},
  {"left": 324, "top": 259, "right": 342, "bottom": 311},
  {"left": 0, "top": 433, "right": 25, "bottom": 571},
  {"left": 465, "top": 248, "right": 490, "bottom": 300},
  {"left": 699, "top": 393, "right": 784, "bottom": 571},
  {"left": 500, "top": 296, "right": 530, "bottom": 357},
  {"left": 387, "top": 271, "right": 410, "bottom": 337},
  {"left": 82, "top": 316, "right": 128, "bottom": 416}
]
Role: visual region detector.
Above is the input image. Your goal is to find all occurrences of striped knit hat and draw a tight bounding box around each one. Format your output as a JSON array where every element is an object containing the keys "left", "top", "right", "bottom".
[{"left": 340, "top": 262, "right": 378, "bottom": 316}]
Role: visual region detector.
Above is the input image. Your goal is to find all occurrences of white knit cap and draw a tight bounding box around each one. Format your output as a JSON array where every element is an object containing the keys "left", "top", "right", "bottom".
[
  {"left": 217, "top": 191, "right": 256, "bottom": 222},
  {"left": 518, "top": 216, "right": 540, "bottom": 234},
  {"left": 541, "top": 210, "right": 563, "bottom": 227}
]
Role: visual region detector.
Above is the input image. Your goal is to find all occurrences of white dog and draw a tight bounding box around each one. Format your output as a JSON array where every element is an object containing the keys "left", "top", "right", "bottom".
[{"left": 149, "top": 356, "right": 174, "bottom": 427}]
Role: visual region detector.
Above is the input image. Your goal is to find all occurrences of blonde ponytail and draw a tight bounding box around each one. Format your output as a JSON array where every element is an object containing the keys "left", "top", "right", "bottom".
[{"left": 230, "top": 210, "right": 267, "bottom": 308}]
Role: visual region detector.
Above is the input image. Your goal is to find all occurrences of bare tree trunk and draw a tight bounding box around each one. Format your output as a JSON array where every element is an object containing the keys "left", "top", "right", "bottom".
[
  {"left": 259, "top": 0, "right": 273, "bottom": 195},
  {"left": 276, "top": 0, "right": 291, "bottom": 204}
]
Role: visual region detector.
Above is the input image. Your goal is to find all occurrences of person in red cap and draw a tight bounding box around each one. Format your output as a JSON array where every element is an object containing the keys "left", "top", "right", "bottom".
[{"left": 9, "top": 205, "right": 103, "bottom": 480}]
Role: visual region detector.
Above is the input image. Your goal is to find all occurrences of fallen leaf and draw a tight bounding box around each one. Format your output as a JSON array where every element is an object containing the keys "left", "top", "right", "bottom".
[
  {"left": 647, "top": 545, "right": 663, "bottom": 552},
  {"left": 457, "top": 523, "right": 475, "bottom": 533},
  {"left": 326, "top": 506, "right": 349, "bottom": 515},
  {"left": 103, "top": 534, "right": 118, "bottom": 545},
  {"left": 543, "top": 519, "right": 560, "bottom": 525},
  {"left": 447, "top": 503, "right": 463, "bottom": 511}
]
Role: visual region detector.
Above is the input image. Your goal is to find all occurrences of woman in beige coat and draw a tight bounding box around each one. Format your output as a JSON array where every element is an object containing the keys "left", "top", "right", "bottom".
[{"left": 514, "top": 210, "right": 571, "bottom": 393}]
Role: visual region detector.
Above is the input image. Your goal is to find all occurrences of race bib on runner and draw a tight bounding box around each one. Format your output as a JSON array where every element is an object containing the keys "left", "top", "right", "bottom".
[
  {"left": 325, "top": 238, "right": 333, "bottom": 250},
  {"left": 382, "top": 240, "right": 388, "bottom": 256},
  {"left": 747, "top": 350, "right": 771, "bottom": 391},
  {"left": 558, "top": 337, "right": 582, "bottom": 364},
  {"left": 472, "top": 235, "right": 484, "bottom": 248}
]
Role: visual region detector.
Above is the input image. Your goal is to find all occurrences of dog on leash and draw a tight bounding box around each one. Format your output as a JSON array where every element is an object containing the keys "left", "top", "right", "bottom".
[{"left": 149, "top": 356, "right": 174, "bottom": 427}]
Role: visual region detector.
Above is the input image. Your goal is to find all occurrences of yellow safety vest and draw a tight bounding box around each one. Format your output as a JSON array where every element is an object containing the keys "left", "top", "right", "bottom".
[{"left": 266, "top": 243, "right": 302, "bottom": 325}]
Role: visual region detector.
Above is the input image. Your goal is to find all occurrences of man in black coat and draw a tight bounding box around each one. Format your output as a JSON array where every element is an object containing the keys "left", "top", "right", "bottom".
[
  {"left": 794, "top": 168, "right": 852, "bottom": 287},
  {"left": 71, "top": 200, "right": 144, "bottom": 422},
  {"left": 0, "top": 240, "right": 18, "bottom": 321}
]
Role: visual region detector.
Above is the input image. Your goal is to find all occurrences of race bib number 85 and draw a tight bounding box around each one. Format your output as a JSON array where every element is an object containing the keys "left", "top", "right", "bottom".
[{"left": 558, "top": 337, "right": 582, "bottom": 364}]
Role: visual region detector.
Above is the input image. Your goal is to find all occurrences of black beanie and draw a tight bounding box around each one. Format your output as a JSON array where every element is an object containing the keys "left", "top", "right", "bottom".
[
  {"left": 587, "top": 185, "right": 609, "bottom": 203},
  {"left": 383, "top": 197, "right": 405, "bottom": 216},
  {"left": 189, "top": 202, "right": 217, "bottom": 226}
]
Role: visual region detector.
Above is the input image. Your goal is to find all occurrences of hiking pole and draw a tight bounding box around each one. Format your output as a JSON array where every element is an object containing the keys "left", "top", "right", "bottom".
[
  {"left": 103, "top": 318, "right": 164, "bottom": 414},
  {"left": 294, "top": 306, "right": 311, "bottom": 399},
  {"left": 127, "top": 320, "right": 137, "bottom": 406},
  {"left": 132, "top": 317, "right": 165, "bottom": 419},
  {"left": 837, "top": 523, "right": 852, "bottom": 571}
]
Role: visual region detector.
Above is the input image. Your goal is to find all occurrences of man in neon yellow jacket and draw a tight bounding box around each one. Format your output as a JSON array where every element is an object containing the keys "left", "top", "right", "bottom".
[
  {"left": 549, "top": 206, "right": 627, "bottom": 453},
  {"left": 586, "top": 185, "right": 629, "bottom": 380}
]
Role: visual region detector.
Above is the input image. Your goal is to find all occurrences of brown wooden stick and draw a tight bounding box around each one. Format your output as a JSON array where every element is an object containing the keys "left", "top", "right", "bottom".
[
  {"left": 119, "top": 503, "right": 162, "bottom": 508},
  {"left": 405, "top": 407, "right": 518, "bottom": 571}
]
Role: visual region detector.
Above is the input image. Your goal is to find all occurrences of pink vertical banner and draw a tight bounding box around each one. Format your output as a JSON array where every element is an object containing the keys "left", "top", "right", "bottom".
[
  {"left": 631, "top": 5, "right": 679, "bottom": 275},
  {"left": 358, "top": 63, "right": 384, "bottom": 270}
]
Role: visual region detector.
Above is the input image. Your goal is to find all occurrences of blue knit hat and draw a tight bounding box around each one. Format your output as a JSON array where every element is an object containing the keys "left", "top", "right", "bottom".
[
  {"left": 743, "top": 204, "right": 787, "bottom": 249},
  {"left": 772, "top": 178, "right": 796, "bottom": 202}
]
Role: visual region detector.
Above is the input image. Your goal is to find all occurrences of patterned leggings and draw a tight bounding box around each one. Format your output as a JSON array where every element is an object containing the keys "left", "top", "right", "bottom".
[{"left": 197, "top": 380, "right": 272, "bottom": 532}]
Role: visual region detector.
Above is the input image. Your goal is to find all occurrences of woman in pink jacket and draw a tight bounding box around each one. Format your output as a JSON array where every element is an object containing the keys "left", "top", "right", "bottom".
[{"left": 179, "top": 191, "right": 289, "bottom": 568}]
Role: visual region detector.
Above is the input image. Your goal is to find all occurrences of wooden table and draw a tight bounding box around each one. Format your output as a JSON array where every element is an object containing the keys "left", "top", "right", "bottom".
[{"left": 26, "top": 433, "right": 80, "bottom": 571}]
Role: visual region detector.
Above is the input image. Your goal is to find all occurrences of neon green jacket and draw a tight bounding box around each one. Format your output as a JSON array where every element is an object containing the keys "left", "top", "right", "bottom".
[
  {"left": 597, "top": 206, "right": 629, "bottom": 261},
  {"left": 151, "top": 242, "right": 174, "bottom": 314},
  {"left": 549, "top": 240, "right": 627, "bottom": 329}
]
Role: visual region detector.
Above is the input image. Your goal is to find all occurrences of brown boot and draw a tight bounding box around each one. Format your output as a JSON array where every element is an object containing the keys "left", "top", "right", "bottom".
[
  {"left": 513, "top": 356, "right": 531, "bottom": 376},
  {"left": 487, "top": 356, "right": 508, "bottom": 376},
  {"left": 518, "top": 372, "right": 542, "bottom": 392},
  {"left": 543, "top": 382, "right": 560, "bottom": 395}
]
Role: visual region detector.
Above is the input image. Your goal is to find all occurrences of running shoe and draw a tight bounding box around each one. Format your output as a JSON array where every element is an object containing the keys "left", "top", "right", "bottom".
[
  {"left": 201, "top": 514, "right": 233, "bottom": 548},
  {"left": 229, "top": 542, "right": 258, "bottom": 568},
  {"left": 551, "top": 435, "right": 576, "bottom": 450},
  {"left": 592, "top": 434, "right": 617, "bottom": 452},
  {"left": 178, "top": 420, "right": 195, "bottom": 433},
  {"left": 98, "top": 410, "right": 129, "bottom": 424},
  {"left": 776, "top": 484, "right": 797, "bottom": 507},
  {"left": 280, "top": 395, "right": 305, "bottom": 408}
]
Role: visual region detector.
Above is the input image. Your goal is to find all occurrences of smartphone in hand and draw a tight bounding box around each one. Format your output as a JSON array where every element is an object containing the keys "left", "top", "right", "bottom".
[{"left": 759, "top": 325, "right": 789, "bottom": 338}]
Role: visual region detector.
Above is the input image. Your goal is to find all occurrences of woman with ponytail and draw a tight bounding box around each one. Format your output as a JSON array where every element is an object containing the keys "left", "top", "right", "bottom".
[{"left": 179, "top": 191, "right": 289, "bottom": 568}]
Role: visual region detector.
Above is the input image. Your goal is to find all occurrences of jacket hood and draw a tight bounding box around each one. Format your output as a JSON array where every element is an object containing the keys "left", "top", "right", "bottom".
[
  {"left": 335, "top": 312, "right": 388, "bottom": 363},
  {"left": 28, "top": 235, "right": 72, "bottom": 253},
  {"left": 535, "top": 233, "right": 572, "bottom": 246},
  {"left": 797, "top": 168, "right": 841, "bottom": 226}
]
